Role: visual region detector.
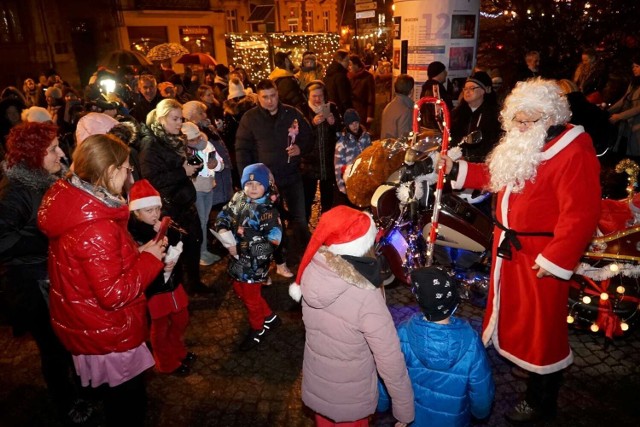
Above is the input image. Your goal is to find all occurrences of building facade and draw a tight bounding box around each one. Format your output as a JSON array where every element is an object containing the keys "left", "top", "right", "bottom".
[{"left": 0, "top": 0, "right": 340, "bottom": 90}]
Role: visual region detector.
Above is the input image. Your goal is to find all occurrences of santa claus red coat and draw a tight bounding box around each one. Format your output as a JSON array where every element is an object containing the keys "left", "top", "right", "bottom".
[{"left": 452, "top": 125, "right": 601, "bottom": 374}]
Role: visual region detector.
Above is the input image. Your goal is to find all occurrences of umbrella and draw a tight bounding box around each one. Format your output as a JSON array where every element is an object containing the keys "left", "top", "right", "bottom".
[
  {"left": 176, "top": 52, "right": 217, "bottom": 66},
  {"left": 97, "top": 49, "right": 152, "bottom": 68},
  {"left": 146, "top": 43, "right": 190, "bottom": 61}
]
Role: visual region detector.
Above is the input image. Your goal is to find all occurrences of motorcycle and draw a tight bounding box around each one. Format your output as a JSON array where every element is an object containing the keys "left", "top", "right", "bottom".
[
  {"left": 345, "top": 97, "right": 492, "bottom": 302},
  {"left": 345, "top": 97, "right": 640, "bottom": 338}
]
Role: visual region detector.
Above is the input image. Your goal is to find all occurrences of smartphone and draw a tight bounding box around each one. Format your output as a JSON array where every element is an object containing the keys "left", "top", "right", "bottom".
[
  {"left": 321, "top": 103, "right": 331, "bottom": 119},
  {"left": 154, "top": 216, "right": 171, "bottom": 243}
]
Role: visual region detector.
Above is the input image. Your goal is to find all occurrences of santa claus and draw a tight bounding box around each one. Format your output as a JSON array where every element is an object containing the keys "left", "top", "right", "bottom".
[{"left": 442, "top": 78, "right": 601, "bottom": 424}]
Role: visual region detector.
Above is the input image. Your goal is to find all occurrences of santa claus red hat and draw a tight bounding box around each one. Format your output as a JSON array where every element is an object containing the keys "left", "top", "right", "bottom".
[
  {"left": 128, "top": 179, "right": 162, "bottom": 211},
  {"left": 289, "top": 206, "right": 377, "bottom": 302}
]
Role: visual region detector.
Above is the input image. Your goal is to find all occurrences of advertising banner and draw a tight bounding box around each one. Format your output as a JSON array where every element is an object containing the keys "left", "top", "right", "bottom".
[{"left": 392, "top": 0, "right": 480, "bottom": 101}]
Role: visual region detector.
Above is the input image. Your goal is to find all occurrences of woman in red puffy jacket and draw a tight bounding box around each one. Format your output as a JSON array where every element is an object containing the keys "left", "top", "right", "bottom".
[{"left": 38, "top": 134, "right": 166, "bottom": 426}]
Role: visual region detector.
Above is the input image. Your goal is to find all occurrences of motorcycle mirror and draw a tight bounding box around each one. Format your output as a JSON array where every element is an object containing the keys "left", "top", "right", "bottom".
[{"left": 461, "top": 130, "right": 483, "bottom": 145}]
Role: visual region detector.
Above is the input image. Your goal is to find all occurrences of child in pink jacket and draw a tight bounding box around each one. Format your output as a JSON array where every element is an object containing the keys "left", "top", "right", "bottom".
[{"left": 290, "top": 206, "right": 414, "bottom": 426}]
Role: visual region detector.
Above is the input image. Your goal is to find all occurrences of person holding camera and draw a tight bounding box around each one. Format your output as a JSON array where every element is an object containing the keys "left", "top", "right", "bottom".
[
  {"left": 181, "top": 121, "right": 224, "bottom": 266},
  {"left": 139, "top": 99, "right": 211, "bottom": 295},
  {"left": 298, "top": 80, "right": 342, "bottom": 222}
]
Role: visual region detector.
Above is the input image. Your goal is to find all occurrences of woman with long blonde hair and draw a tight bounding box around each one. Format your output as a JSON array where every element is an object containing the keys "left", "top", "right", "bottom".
[{"left": 139, "top": 98, "right": 210, "bottom": 294}]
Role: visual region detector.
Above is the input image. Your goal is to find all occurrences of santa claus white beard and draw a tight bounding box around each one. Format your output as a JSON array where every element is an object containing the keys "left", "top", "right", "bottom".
[{"left": 486, "top": 124, "right": 548, "bottom": 193}]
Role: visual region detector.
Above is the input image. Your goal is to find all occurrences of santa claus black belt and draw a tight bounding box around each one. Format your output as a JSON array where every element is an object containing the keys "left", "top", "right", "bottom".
[{"left": 493, "top": 218, "right": 554, "bottom": 260}]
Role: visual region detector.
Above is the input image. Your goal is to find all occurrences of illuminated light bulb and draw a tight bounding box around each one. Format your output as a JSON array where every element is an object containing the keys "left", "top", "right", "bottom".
[
  {"left": 620, "top": 322, "right": 629, "bottom": 331},
  {"left": 567, "top": 315, "right": 575, "bottom": 324},
  {"left": 617, "top": 286, "right": 625, "bottom": 294},
  {"left": 600, "top": 292, "right": 609, "bottom": 301},
  {"left": 437, "top": 204, "right": 442, "bottom": 209},
  {"left": 582, "top": 296, "right": 591, "bottom": 304},
  {"left": 609, "top": 263, "right": 619, "bottom": 272},
  {"left": 590, "top": 323, "right": 599, "bottom": 332}
]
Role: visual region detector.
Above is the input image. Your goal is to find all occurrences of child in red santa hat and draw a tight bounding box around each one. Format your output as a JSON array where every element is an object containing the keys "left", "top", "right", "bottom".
[
  {"left": 128, "top": 179, "right": 196, "bottom": 376},
  {"left": 290, "top": 206, "right": 414, "bottom": 427}
]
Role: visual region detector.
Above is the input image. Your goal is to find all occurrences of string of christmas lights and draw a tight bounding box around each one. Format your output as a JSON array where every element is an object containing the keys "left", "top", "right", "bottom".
[{"left": 226, "top": 33, "right": 340, "bottom": 82}]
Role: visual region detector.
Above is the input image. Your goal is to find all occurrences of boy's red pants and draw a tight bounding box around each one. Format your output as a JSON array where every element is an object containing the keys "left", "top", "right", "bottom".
[
  {"left": 232, "top": 280, "right": 272, "bottom": 331},
  {"left": 314, "top": 413, "right": 369, "bottom": 427}
]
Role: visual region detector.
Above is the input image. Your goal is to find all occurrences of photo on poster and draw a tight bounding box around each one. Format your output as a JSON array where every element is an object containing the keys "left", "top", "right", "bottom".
[
  {"left": 393, "top": 16, "right": 402, "bottom": 39},
  {"left": 449, "top": 46, "right": 474, "bottom": 71},
  {"left": 448, "top": 77, "right": 467, "bottom": 106},
  {"left": 451, "top": 15, "right": 476, "bottom": 39},
  {"left": 393, "top": 49, "right": 401, "bottom": 69}
]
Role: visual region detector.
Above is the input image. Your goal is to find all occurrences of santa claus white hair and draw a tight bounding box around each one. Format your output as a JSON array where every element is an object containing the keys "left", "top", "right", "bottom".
[
  {"left": 486, "top": 78, "right": 571, "bottom": 193},
  {"left": 499, "top": 78, "right": 571, "bottom": 129}
]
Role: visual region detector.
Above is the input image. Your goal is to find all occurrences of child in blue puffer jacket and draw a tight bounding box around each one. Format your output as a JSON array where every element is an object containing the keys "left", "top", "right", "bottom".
[{"left": 378, "top": 266, "right": 495, "bottom": 427}]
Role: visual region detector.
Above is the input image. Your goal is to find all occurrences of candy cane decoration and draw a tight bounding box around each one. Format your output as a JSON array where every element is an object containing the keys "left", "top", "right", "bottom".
[{"left": 412, "top": 96, "right": 451, "bottom": 266}]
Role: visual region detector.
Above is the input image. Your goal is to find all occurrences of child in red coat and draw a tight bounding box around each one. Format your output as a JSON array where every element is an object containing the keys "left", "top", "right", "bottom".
[{"left": 128, "top": 179, "right": 196, "bottom": 375}]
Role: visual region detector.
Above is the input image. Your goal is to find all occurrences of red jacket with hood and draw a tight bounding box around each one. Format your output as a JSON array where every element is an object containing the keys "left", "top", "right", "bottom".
[{"left": 38, "top": 179, "right": 163, "bottom": 355}]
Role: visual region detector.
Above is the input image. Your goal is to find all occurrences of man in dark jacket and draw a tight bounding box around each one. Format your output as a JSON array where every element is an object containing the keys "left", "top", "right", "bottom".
[
  {"left": 324, "top": 49, "right": 352, "bottom": 115},
  {"left": 450, "top": 72, "right": 502, "bottom": 162},
  {"left": 129, "top": 74, "right": 162, "bottom": 123},
  {"left": 236, "top": 79, "right": 313, "bottom": 274},
  {"left": 515, "top": 51, "right": 542, "bottom": 83},
  {"left": 269, "top": 51, "right": 305, "bottom": 109},
  {"left": 348, "top": 55, "right": 375, "bottom": 129},
  {"left": 236, "top": 79, "right": 312, "bottom": 226},
  {"left": 420, "top": 61, "right": 454, "bottom": 130}
]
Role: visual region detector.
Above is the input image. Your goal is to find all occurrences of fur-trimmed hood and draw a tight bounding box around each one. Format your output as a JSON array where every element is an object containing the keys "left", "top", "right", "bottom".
[
  {"left": 223, "top": 94, "right": 257, "bottom": 116},
  {"left": 1, "top": 162, "right": 64, "bottom": 193},
  {"left": 301, "top": 247, "right": 376, "bottom": 309}
]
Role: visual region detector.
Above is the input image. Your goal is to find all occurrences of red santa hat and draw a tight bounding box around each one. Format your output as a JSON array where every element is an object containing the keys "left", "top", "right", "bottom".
[
  {"left": 128, "top": 179, "right": 162, "bottom": 211},
  {"left": 289, "top": 206, "right": 377, "bottom": 302}
]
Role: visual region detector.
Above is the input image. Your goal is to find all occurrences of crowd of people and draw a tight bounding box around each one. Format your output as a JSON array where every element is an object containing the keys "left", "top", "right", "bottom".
[{"left": 0, "top": 45, "right": 639, "bottom": 426}]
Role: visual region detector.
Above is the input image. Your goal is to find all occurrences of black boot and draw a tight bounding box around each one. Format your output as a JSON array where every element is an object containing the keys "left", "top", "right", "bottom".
[
  {"left": 506, "top": 370, "right": 563, "bottom": 424},
  {"left": 505, "top": 399, "right": 545, "bottom": 424}
]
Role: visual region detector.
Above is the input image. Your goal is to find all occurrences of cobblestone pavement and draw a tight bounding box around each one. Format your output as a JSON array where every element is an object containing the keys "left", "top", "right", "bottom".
[{"left": 1, "top": 252, "right": 639, "bottom": 426}]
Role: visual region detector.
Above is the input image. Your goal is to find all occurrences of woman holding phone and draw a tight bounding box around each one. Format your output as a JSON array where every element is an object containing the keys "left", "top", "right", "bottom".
[
  {"left": 38, "top": 134, "right": 166, "bottom": 426},
  {"left": 139, "top": 99, "right": 210, "bottom": 294},
  {"left": 299, "top": 80, "right": 342, "bottom": 222}
]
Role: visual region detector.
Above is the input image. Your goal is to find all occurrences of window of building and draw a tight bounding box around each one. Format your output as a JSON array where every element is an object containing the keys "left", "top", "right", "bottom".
[
  {"left": 226, "top": 9, "right": 238, "bottom": 33},
  {"left": 247, "top": 4, "right": 275, "bottom": 33},
  {"left": 323, "top": 11, "right": 330, "bottom": 33},
  {"left": 179, "top": 27, "right": 214, "bottom": 55},
  {"left": 0, "top": 1, "right": 23, "bottom": 44},
  {"left": 305, "top": 10, "right": 314, "bottom": 32},
  {"left": 127, "top": 26, "right": 168, "bottom": 55},
  {"left": 288, "top": 19, "right": 299, "bottom": 33}
]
